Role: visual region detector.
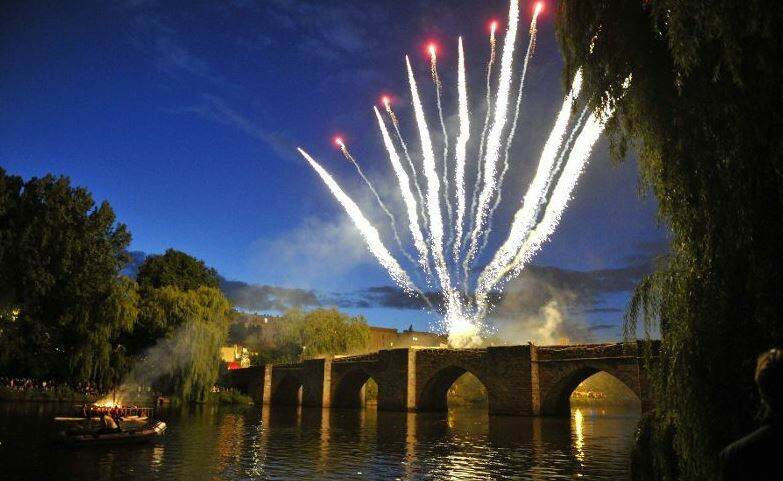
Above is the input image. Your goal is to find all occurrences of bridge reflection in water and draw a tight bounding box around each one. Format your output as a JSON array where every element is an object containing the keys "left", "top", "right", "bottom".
[
  {"left": 220, "top": 403, "right": 639, "bottom": 480},
  {"left": 0, "top": 398, "right": 640, "bottom": 480}
]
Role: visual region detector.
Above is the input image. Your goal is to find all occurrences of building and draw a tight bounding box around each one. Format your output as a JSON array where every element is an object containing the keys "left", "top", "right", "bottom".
[
  {"left": 228, "top": 310, "right": 448, "bottom": 357},
  {"left": 220, "top": 344, "right": 252, "bottom": 370},
  {"left": 368, "top": 326, "right": 447, "bottom": 351}
]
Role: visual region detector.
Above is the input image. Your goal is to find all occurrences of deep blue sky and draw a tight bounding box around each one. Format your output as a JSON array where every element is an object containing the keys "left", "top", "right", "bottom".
[{"left": 1, "top": 0, "right": 668, "bottom": 339}]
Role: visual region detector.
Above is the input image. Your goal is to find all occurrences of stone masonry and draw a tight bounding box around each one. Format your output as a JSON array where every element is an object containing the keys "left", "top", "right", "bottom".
[{"left": 227, "top": 342, "right": 654, "bottom": 416}]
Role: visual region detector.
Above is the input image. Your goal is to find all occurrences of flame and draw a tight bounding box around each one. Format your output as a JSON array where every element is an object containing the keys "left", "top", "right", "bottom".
[
  {"left": 534, "top": 2, "right": 544, "bottom": 15},
  {"left": 333, "top": 136, "right": 344, "bottom": 148},
  {"left": 381, "top": 96, "right": 391, "bottom": 108},
  {"left": 428, "top": 43, "right": 437, "bottom": 59},
  {"left": 490, "top": 20, "right": 498, "bottom": 34},
  {"left": 94, "top": 397, "right": 122, "bottom": 408}
]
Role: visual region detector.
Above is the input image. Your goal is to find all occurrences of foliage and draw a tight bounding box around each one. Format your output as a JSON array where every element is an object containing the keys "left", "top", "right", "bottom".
[
  {"left": 571, "top": 371, "right": 641, "bottom": 406},
  {"left": 132, "top": 286, "right": 231, "bottom": 402},
  {"left": 447, "top": 372, "right": 488, "bottom": 407},
  {"left": 364, "top": 378, "right": 378, "bottom": 403},
  {"left": 556, "top": 2, "right": 783, "bottom": 479},
  {"left": 136, "top": 248, "right": 219, "bottom": 292},
  {"left": 0, "top": 168, "right": 137, "bottom": 388},
  {"left": 206, "top": 388, "right": 253, "bottom": 405},
  {"left": 247, "top": 308, "right": 370, "bottom": 364}
]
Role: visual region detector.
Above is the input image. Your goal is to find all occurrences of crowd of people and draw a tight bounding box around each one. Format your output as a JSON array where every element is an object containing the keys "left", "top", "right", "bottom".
[{"left": 0, "top": 377, "right": 99, "bottom": 396}]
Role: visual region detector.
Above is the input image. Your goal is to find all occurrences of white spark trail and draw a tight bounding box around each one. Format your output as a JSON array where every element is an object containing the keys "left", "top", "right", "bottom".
[
  {"left": 374, "top": 106, "right": 430, "bottom": 274},
  {"left": 480, "top": 6, "right": 541, "bottom": 253},
  {"left": 547, "top": 106, "right": 589, "bottom": 191},
  {"left": 338, "top": 141, "right": 418, "bottom": 269},
  {"left": 452, "top": 37, "right": 470, "bottom": 264},
  {"left": 297, "top": 148, "right": 415, "bottom": 292},
  {"left": 296, "top": 0, "right": 620, "bottom": 347},
  {"left": 462, "top": 0, "right": 520, "bottom": 287},
  {"left": 474, "top": 70, "right": 583, "bottom": 310},
  {"left": 430, "top": 48, "right": 453, "bottom": 243},
  {"left": 406, "top": 55, "right": 459, "bottom": 312},
  {"left": 385, "top": 100, "right": 428, "bottom": 228},
  {"left": 465, "top": 22, "right": 497, "bottom": 268},
  {"left": 476, "top": 103, "right": 614, "bottom": 312}
]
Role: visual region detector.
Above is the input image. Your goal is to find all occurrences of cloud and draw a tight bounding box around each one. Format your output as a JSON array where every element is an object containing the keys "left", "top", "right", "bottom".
[
  {"left": 219, "top": 278, "right": 320, "bottom": 311},
  {"left": 260, "top": 0, "right": 384, "bottom": 61},
  {"left": 125, "top": 7, "right": 235, "bottom": 89},
  {"left": 321, "top": 286, "right": 433, "bottom": 311},
  {"left": 187, "top": 94, "right": 299, "bottom": 162},
  {"left": 249, "top": 216, "right": 373, "bottom": 290}
]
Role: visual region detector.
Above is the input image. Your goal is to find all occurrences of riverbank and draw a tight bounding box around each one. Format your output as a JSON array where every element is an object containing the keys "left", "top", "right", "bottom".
[
  {"left": 0, "top": 386, "right": 97, "bottom": 403},
  {"left": 0, "top": 386, "right": 252, "bottom": 406}
]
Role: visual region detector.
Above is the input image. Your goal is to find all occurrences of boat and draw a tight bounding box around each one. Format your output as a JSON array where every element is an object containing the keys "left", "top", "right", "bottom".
[
  {"left": 55, "top": 415, "right": 149, "bottom": 427},
  {"left": 60, "top": 421, "right": 166, "bottom": 446}
]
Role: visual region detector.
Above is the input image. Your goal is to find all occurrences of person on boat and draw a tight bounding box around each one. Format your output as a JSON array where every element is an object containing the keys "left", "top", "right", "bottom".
[
  {"left": 100, "top": 413, "right": 120, "bottom": 433},
  {"left": 720, "top": 348, "right": 782, "bottom": 480}
]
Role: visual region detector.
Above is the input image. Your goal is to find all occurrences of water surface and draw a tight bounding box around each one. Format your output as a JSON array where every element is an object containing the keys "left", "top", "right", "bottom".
[{"left": 0, "top": 402, "right": 639, "bottom": 480}]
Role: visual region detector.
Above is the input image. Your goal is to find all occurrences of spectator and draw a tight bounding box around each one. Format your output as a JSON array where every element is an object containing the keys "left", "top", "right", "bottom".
[{"left": 720, "top": 348, "right": 782, "bottom": 480}]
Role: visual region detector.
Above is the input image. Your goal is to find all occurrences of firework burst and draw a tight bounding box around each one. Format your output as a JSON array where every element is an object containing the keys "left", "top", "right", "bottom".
[{"left": 297, "top": 0, "right": 625, "bottom": 347}]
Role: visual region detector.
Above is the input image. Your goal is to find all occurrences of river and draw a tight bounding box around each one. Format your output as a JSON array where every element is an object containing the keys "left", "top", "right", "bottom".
[{"left": 0, "top": 402, "right": 639, "bottom": 480}]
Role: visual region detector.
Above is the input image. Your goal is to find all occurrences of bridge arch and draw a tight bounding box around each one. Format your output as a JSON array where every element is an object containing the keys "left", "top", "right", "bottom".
[
  {"left": 539, "top": 361, "right": 641, "bottom": 416},
  {"left": 331, "top": 367, "right": 378, "bottom": 408},
  {"left": 271, "top": 372, "right": 303, "bottom": 406},
  {"left": 417, "top": 365, "right": 490, "bottom": 412}
]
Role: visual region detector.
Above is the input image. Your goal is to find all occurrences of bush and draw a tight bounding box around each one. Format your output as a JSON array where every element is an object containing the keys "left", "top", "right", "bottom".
[{"left": 206, "top": 389, "right": 253, "bottom": 405}]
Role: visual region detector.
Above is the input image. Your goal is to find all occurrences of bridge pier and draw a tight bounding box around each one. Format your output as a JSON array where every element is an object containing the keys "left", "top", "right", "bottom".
[{"left": 227, "top": 342, "right": 654, "bottom": 416}]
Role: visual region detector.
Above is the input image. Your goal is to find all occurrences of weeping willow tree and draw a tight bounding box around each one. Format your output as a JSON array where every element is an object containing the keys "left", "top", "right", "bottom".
[
  {"left": 556, "top": 1, "right": 783, "bottom": 479},
  {"left": 133, "top": 286, "right": 231, "bottom": 402}
]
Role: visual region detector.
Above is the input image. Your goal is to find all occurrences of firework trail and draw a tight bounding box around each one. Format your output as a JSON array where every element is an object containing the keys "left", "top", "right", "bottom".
[
  {"left": 429, "top": 45, "right": 453, "bottom": 241},
  {"left": 374, "top": 106, "right": 430, "bottom": 274},
  {"left": 297, "top": 0, "right": 618, "bottom": 346},
  {"left": 462, "top": 0, "right": 520, "bottom": 287},
  {"left": 479, "top": 4, "right": 542, "bottom": 253},
  {"left": 548, "top": 106, "right": 589, "bottom": 191},
  {"left": 337, "top": 138, "right": 418, "bottom": 268},
  {"left": 465, "top": 20, "right": 497, "bottom": 266},
  {"left": 297, "top": 148, "right": 415, "bottom": 292},
  {"left": 406, "top": 54, "right": 459, "bottom": 313},
  {"left": 452, "top": 36, "right": 470, "bottom": 264},
  {"left": 384, "top": 97, "right": 428, "bottom": 227},
  {"left": 475, "top": 70, "right": 583, "bottom": 310},
  {"left": 476, "top": 102, "right": 615, "bottom": 312}
]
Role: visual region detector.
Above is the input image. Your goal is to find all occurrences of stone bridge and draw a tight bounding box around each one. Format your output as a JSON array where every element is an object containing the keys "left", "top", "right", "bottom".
[{"left": 227, "top": 342, "right": 653, "bottom": 416}]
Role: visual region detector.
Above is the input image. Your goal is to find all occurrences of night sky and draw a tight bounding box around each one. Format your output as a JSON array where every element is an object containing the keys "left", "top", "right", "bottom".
[{"left": 1, "top": 0, "right": 668, "bottom": 339}]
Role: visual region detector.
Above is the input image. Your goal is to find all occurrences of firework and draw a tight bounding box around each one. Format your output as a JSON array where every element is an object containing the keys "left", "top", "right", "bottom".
[
  {"left": 429, "top": 43, "right": 453, "bottom": 242},
  {"left": 480, "top": 3, "right": 542, "bottom": 253},
  {"left": 374, "top": 106, "right": 430, "bottom": 274},
  {"left": 406, "top": 54, "right": 459, "bottom": 313},
  {"left": 336, "top": 138, "right": 417, "bottom": 268},
  {"left": 475, "top": 70, "right": 583, "bottom": 310},
  {"left": 297, "top": 148, "right": 415, "bottom": 292},
  {"left": 462, "top": 0, "right": 520, "bottom": 285},
  {"left": 297, "top": 1, "right": 620, "bottom": 346},
  {"left": 452, "top": 37, "right": 470, "bottom": 264},
  {"left": 384, "top": 96, "right": 428, "bottom": 228},
  {"left": 467, "top": 19, "right": 499, "bottom": 260}
]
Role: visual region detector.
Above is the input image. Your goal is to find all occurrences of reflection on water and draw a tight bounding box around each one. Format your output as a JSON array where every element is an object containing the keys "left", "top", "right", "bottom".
[
  {"left": 574, "top": 408, "right": 585, "bottom": 463},
  {"left": 0, "top": 402, "right": 639, "bottom": 480}
]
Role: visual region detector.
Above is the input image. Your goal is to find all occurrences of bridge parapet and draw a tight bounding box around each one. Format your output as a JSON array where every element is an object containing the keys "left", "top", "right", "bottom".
[{"left": 227, "top": 342, "right": 653, "bottom": 416}]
